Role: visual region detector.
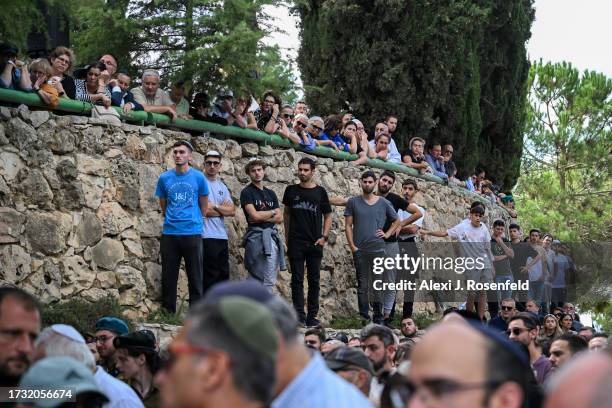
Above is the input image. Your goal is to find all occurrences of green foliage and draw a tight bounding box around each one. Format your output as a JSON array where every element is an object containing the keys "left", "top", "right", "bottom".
[
  {"left": 67, "top": 0, "right": 299, "bottom": 102},
  {"left": 515, "top": 61, "right": 612, "bottom": 242},
  {"left": 143, "top": 307, "right": 185, "bottom": 326},
  {"left": 295, "top": 0, "right": 534, "bottom": 188},
  {"left": 0, "top": 0, "right": 65, "bottom": 51},
  {"left": 42, "top": 295, "right": 132, "bottom": 335},
  {"left": 329, "top": 313, "right": 436, "bottom": 330}
]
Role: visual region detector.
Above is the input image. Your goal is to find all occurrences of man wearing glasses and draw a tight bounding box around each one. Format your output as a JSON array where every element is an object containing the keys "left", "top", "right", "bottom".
[
  {"left": 488, "top": 298, "right": 517, "bottom": 333},
  {"left": 507, "top": 313, "right": 553, "bottom": 385},
  {"left": 201, "top": 151, "right": 236, "bottom": 296},
  {"left": 292, "top": 114, "right": 316, "bottom": 151},
  {"left": 407, "top": 321, "right": 539, "bottom": 408},
  {"left": 94, "top": 316, "right": 129, "bottom": 378}
]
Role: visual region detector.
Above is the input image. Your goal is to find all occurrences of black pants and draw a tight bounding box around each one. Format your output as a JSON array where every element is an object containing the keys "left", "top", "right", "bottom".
[
  {"left": 353, "top": 249, "right": 384, "bottom": 323},
  {"left": 288, "top": 242, "right": 323, "bottom": 321},
  {"left": 202, "top": 238, "right": 230, "bottom": 296},
  {"left": 160, "top": 234, "right": 203, "bottom": 313},
  {"left": 400, "top": 237, "right": 419, "bottom": 318}
]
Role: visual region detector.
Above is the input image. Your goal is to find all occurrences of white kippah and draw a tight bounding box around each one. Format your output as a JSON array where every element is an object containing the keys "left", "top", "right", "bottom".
[{"left": 51, "top": 324, "right": 86, "bottom": 344}]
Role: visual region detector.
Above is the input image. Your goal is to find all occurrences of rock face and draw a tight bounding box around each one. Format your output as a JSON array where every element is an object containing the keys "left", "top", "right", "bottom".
[{"left": 0, "top": 105, "right": 514, "bottom": 320}]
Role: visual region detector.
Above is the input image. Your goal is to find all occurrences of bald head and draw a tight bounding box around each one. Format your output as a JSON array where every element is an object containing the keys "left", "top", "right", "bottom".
[{"left": 546, "top": 352, "right": 612, "bottom": 408}]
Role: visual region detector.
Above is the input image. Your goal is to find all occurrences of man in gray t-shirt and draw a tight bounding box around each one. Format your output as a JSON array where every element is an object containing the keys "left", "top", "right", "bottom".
[{"left": 344, "top": 170, "right": 400, "bottom": 324}]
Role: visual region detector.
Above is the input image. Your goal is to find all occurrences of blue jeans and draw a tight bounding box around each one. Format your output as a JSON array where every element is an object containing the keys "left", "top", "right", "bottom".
[
  {"left": 529, "top": 281, "right": 545, "bottom": 305},
  {"left": 495, "top": 274, "right": 514, "bottom": 303}
]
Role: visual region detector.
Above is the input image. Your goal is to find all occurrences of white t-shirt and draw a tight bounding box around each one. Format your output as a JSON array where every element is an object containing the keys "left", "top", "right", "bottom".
[
  {"left": 202, "top": 177, "right": 231, "bottom": 240},
  {"left": 447, "top": 221, "right": 492, "bottom": 268},
  {"left": 95, "top": 366, "right": 144, "bottom": 408},
  {"left": 398, "top": 204, "right": 425, "bottom": 240}
]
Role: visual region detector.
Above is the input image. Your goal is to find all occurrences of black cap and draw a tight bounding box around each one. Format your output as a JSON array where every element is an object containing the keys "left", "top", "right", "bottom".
[
  {"left": 325, "top": 332, "right": 349, "bottom": 344},
  {"left": 113, "top": 330, "right": 156, "bottom": 351},
  {"left": 325, "top": 346, "right": 374, "bottom": 375},
  {"left": 0, "top": 43, "right": 18, "bottom": 57}
]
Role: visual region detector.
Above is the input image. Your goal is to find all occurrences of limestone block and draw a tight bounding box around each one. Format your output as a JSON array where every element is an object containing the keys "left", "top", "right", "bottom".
[
  {"left": 60, "top": 255, "right": 95, "bottom": 296},
  {"left": 29, "top": 110, "right": 50, "bottom": 128},
  {"left": 0, "top": 245, "right": 31, "bottom": 283},
  {"left": 76, "top": 211, "right": 103, "bottom": 247},
  {"left": 144, "top": 262, "right": 161, "bottom": 299},
  {"left": 78, "top": 174, "right": 105, "bottom": 210},
  {"left": 123, "top": 134, "right": 147, "bottom": 160},
  {"left": 242, "top": 142, "right": 259, "bottom": 157},
  {"left": 7, "top": 117, "right": 38, "bottom": 151},
  {"left": 224, "top": 139, "right": 242, "bottom": 159},
  {"left": 0, "top": 207, "right": 24, "bottom": 243},
  {"left": 137, "top": 211, "right": 163, "bottom": 238},
  {"left": 76, "top": 153, "right": 109, "bottom": 177},
  {"left": 25, "top": 211, "right": 71, "bottom": 255},
  {"left": 91, "top": 238, "right": 124, "bottom": 270},
  {"left": 97, "top": 202, "right": 134, "bottom": 236},
  {"left": 18, "top": 169, "right": 53, "bottom": 208},
  {"left": 123, "top": 239, "right": 144, "bottom": 258},
  {"left": 0, "top": 151, "right": 25, "bottom": 181}
]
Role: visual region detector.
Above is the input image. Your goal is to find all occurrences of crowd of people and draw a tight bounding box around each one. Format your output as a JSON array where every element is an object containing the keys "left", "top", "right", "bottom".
[
  {"left": 1, "top": 282, "right": 609, "bottom": 408},
  {"left": 1, "top": 42, "right": 608, "bottom": 407},
  {"left": 0, "top": 42, "right": 518, "bottom": 215}
]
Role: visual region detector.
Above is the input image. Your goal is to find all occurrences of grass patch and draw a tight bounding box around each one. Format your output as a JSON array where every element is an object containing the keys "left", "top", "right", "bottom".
[
  {"left": 143, "top": 308, "right": 184, "bottom": 326},
  {"left": 42, "top": 295, "right": 132, "bottom": 335},
  {"left": 329, "top": 315, "right": 365, "bottom": 329},
  {"left": 329, "top": 312, "right": 438, "bottom": 330}
]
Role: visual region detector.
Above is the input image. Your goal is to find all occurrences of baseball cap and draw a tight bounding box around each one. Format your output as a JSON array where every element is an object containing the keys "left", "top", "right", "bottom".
[
  {"left": 50, "top": 324, "right": 86, "bottom": 344},
  {"left": 114, "top": 330, "right": 156, "bottom": 351},
  {"left": 95, "top": 316, "right": 129, "bottom": 335},
  {"left": 19, "top": 356, "right": 108, "bottom": 408},
  {"left": 326, "top": 332, "right": 349, "bottom": 344},
  {"left": 325, "top": 346, "right": 374, "bottom": 375},
  {"left": 217, "top": 296, "right": 278, "bottom": 361}
]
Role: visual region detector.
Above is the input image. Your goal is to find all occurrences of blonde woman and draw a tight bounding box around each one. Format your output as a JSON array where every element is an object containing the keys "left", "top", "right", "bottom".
[{"left": 538, "top": 314, "right": 563, "bottom": 342}]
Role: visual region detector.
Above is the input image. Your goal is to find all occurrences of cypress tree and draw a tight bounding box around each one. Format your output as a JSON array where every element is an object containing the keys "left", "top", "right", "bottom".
[{"left": 295, "top": 0, "right": 534, "bottom": 187}]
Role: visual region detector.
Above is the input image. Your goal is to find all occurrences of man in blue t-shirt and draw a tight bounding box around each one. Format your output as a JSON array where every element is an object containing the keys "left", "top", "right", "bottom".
[{"left": 155, "top": 140, "right": 209, "bottom": 313}]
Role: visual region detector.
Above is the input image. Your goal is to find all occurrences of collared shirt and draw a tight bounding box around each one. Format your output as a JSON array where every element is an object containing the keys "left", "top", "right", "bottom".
[
  {"left": 271, "top": 352, "right": 373, "bottom": 408},
  {"left": 131, "top": 86, "right": 173, "bottom": 107},
  {"left": 425, "top": 154, "right": 448, "bottom": 179},
  {"left": 94, "top": 366, "right": 144, "bottom": 408},
  {"left": 367, "top": 138, "right": 402, "bottom": 163}
]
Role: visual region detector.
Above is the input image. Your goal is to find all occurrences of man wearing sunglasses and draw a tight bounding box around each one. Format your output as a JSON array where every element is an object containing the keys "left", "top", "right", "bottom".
[
  {"left": 488, "top": 298, "right": 517, "bottom": 333},
  {"left": 507, "top": 313, "right": 553, "bottom": 385},
  {"left": 201, "top": 150, "right": 236, "bottom": 296}
]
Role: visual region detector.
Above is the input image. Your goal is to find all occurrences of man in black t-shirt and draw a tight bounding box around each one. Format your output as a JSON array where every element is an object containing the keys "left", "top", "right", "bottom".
[
  {"left": 376, "top": 170, "right": 422, "bottom": 326},
  {"left": 508, "top": 223, "right": 537, "bottom": 309},
  {"left": 240, "top": 159, "right": 285, "bottom": 292},
  {"left": 282, "top": 158, "right": 332, "bottom": 327},
  {"left": 490, "top": 220, "right": 515, "bottom": 317}
]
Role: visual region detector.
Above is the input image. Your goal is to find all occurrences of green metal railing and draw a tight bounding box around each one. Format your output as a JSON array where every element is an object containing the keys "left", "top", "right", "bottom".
[{"left": 0, "top": 87, "right": 451, "bottom": 186}]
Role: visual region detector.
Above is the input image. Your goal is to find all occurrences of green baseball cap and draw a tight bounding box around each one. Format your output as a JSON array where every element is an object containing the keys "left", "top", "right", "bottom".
[
  {"left": 218, "top": 296, "right": 279, "bottom": 361},
  {"left": 18, "top": 356, "right": 108, "bottom": 408}
]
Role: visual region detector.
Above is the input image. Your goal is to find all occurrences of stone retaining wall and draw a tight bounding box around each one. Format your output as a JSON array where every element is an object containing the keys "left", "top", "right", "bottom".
[{"left": 0, "top": 105, "right": 512, "bottom": 322}]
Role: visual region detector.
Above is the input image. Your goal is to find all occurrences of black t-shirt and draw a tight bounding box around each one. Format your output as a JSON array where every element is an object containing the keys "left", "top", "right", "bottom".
[
  {"left": 509, "top": 242, "right": 538, "bottom": 279},
  {"left": 381, "top": 192, "right": 408, "bottom": 243},
  {"left": 61, "top": 75, "right": 76, "bottom": 99},
  {"left": 401, "top": 148, "right": 424, "bottom": 163},
  {"left": 282, "top": 184, "right": 332, "bottom": 243},
  {"left": 491, "top": 237, "right": 512, "bottom": 276},
  {"left": 240, "top": 183, "right": 279, "bottom": 229}
]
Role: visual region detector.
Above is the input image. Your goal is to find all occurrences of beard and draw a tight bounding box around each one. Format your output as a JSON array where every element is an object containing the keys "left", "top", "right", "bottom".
[
  {"left": 298, "top": 174, "right": 310, "bottom": 183},
  {"left": 371, "top": 354, "right": 387, "bottom": 372},
  {"left": 378, "top": 185, "right": 390, "bottom": 195},
  {"left": 362, "top": 185, "right": 375, "bottom": 194},
  {"left": 0, "top": 355, "right": 30, "bottom": 386}
]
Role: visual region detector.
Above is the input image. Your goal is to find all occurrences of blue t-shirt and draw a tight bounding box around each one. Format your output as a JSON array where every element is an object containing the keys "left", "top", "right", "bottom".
[{"left": 155, "top": 168, "right": 209, "bottom": 235}]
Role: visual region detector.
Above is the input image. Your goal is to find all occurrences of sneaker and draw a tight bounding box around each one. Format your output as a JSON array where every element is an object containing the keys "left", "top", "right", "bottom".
[
  {"left": 383, "top": 317, "right": 395, "bottom": 329},
  {"left": 305, "top": 317, "right": 321, "bottom": 328}
]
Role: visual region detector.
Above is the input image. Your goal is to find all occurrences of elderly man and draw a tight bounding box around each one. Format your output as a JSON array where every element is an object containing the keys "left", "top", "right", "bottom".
[
  {"left": 156, "top": 296, "right": 279, "bottom": 408},
  {"left": 325, "top": 347, "right": 374, "bottom": 397},
  {"left": 131, "top": 69, "right": 177, "bottom": 120},
  {"left": 33, "top": 324, "right": 143, "bottom": 408},
  {"left": 488, "top": 298, "right": 517, "bottom": 333},
  {"left": 408, "top": 321, "right": 541, "bottom": 408},
  {"left": 424, "top": 141, "right": 449, "bottom": 180},
  {"left": 0, "top": 287, "right": 40, "bottom": 387}
]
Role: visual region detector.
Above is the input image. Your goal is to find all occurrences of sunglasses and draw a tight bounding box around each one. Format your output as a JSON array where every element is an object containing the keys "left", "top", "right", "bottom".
[
  {"left": 312, "top": 125, "right": 323, "bottom": 132},
  {"left": 205, "top": 161, "right": 221, "bottom": 166},
  {"left": 501, "top": 306, "right": 514, "bottom": 311},
  {"left": 506, "top": 327, "right": 530, "bottom": 336},
  {"left": 282, "top": 114, "right": 294, "bottom": 119},
  {"left": 295, "top": 121, "right": 308, "bottom": 128}
]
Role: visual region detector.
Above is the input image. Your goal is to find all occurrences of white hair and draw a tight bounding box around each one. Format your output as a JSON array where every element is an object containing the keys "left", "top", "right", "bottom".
[
  {"left": 35, "top": 327, "right": 96, "bottom": 372},
  {"left": 141, "top": 69, "right": 160, "bottom": 80}
]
